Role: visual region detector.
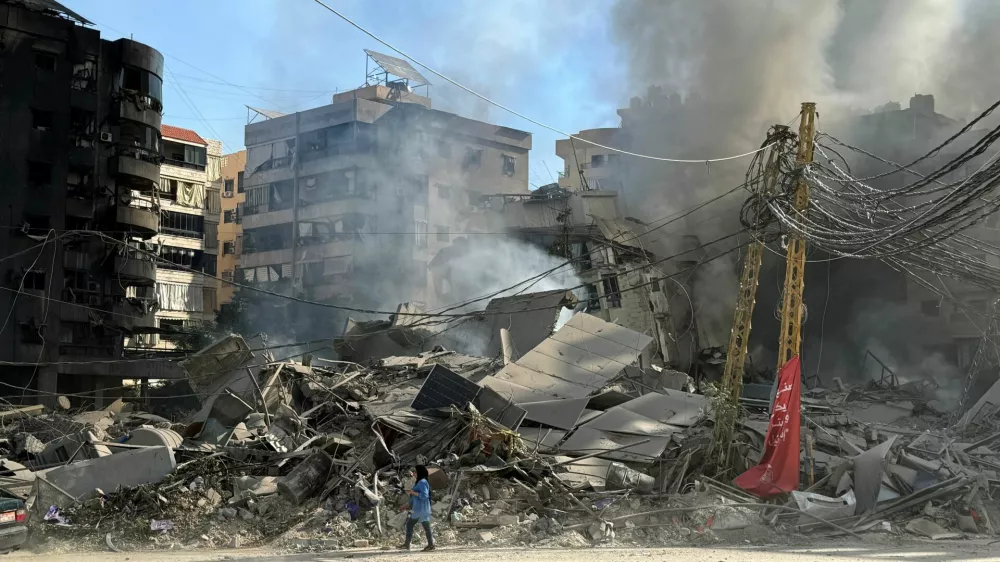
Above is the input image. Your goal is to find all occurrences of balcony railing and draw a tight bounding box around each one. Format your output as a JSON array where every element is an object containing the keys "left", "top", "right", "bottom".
[{"left": 163, "top": 158, "right": 206, "bottom": 171}]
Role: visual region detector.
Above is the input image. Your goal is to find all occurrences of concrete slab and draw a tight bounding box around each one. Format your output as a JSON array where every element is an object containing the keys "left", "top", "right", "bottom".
[
  {"left": 558, "top": 427, "right": 670, "bottom": 464},
  {"left": 40, "top": 446, "right": 175, "bottom": 500},
  {"left": 519, "top": 397, "right": 590, "bottom": 430}
]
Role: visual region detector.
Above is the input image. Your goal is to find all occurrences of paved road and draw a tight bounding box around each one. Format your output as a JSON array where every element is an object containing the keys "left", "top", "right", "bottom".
[{"left": 13, "top": 543, "right": 1000, "bottom": 562}]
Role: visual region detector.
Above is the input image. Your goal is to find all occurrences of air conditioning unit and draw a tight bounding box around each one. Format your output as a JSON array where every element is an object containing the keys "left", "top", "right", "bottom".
[
  {"left": 99, "top": 132, "right": 113, "bottom": 143},
  {"left": 304, "top": 178, "right": 317, "bottom": 190},
  {"left": 87, "top": 281, "right": 100, "bottom": 292},
  {"left": 87, "top": 295, "right": 101, "bottom": 306}
]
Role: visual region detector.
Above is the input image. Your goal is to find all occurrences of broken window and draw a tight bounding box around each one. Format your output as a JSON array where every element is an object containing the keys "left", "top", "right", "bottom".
[
  {"left": 585, "top": 283, "right": 601, "bottom": 311},
  {"left": 21, "top": 321, "right": 44, "bottom": 345},
  {"left": 22, "top": 269, "right": 46, "bottom": 291},
  {"left": 27, "top": 161, "right": 51, "bottom": 187},
  {"left": 463, "top": 147, "right": 483, "bottom": 170},
  {"left": 21, "top": 213, "right": 50, "bottom": 236},
  {"left": 921, "top": 300, "right": 939, "bottom": 317},
  {"left": 602, "top": 274, "right": 622, "bottom": 308},
  {"left": 415, "top": 221, "right": 428, "bottom": 248},
  {"left": 34, "top": 51, "right": 56, "bottom": 73},
  {"left": 591, "top": 154, "right": 605, "bottom": 168},
  {"left": 120, "top": 66, "right": 163, "bottom": 110},
  {"left": 503, "top": 154, "right": 516, "bottom": 177},
  {"left": 31, "top": 109, "right": 53, "bottom": 131},
  {"left": 435, "top": 225, "right": 450, "bottom": 243}
]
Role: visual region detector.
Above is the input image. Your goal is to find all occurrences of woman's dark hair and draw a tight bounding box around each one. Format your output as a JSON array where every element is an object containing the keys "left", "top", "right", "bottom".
[{"left": 415, "top": 465, "right": 429, "bottom": 482}]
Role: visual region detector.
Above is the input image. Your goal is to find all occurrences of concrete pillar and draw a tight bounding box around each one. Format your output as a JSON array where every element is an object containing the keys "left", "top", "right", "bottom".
[
  {"left": 94, "top": 377, "right": 105, "bottom": 409},
  {"left": 38, "top": 367, "right": 58, "bottom": 408}
]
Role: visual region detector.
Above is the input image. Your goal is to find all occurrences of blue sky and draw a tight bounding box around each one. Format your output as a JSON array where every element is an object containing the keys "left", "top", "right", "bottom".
[{"left": 72, "top": 0, "right": 629, "bottom": 188}]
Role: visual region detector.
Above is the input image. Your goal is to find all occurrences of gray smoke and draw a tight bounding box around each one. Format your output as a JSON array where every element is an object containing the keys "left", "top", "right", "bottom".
[{"left": 608, "top": 0, "right": 998, "bottom": 381}]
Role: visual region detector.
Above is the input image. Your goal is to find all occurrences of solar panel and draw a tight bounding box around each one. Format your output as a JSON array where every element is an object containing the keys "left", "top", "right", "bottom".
[
  {"left": 411, "top": 364, "right": 480, "bottom": 411},
  {"left": 365, "top": 49, "right": 431, "bottom": 86}
]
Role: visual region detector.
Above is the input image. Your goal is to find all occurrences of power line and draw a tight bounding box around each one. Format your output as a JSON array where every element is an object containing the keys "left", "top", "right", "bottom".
[{"left": 308, "top": 0, "right": 774, "bottom": 164}]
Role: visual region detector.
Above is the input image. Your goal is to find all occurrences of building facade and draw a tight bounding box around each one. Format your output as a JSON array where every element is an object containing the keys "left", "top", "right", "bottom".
[
  {"left": 125, "top": 125, "right": 221, "bottom": 353},
  {"left": 0, "top": 0, "right": 166, "bottom": 405},
  {"left": 234, "top": 85, "right": 531, "bottom": 329},
  {"left": 218, "top": 150, "right": 245, "bottom": 307}
]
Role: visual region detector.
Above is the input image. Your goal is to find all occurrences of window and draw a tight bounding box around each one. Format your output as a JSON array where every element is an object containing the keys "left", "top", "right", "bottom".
[
  {"left": 223, "top": 241, "right": 235, "bottom": 255},
  {"left": 463, "top": 147, "right": 483, "bottom": 170},
  {"left": 435, "top": 225, "right": 450, "bottom": 242},
  {"left": 121, "top": 66, "right": 163, "bottom": 109},
  {"left": 437, "top": 140, "right": 451, "bottom": 158},
  {"left": 161, "top": 210, "right": 205, "bottom": 237},
  {"left": 437, "top": 185, "right": 451, "bottom": 199},
  {"left": 206, "top": 189, "right": 221, "bottom": 214},
  {"left": 28, "top": 162, "right": 51, "bottom": 187},
  {"left": 163, "top": 140, "right": 207, "bottom": 170},
  {"left": 591, "top": 154, "right": 605, "bottom": 168},
  {"left": 237, "top": 171, "right": 245, "bottom": 193},
  {"left": 202, "top": 254, "right": 217, "bottom": 276},
  {"left": 503, "top": 154, "right": 516, "bottom": 177},
  {"left": 224, "top": 179, "right": 234, "bottom": 197},
  {"left": 585, "top": 283, "right": 601, "bottom": 311},
  {"left": 34, "top": 51, "right": 56, "bottom": 72},
  {"left": 22, "top": 270, "right": 45, "bottom": 291},
  {"left": 32, "top": 109, "right": 53, "bottom": 131},
  {"left": 415, "top": 221, "right": 428, "bottom": 248},
  {"left": 224, "top": 210, "right": 235, "bottom": 224},
  {"left": 21, "top": 213, "right": 50, "bottom": 236},
  {"left": 159, "top": 318, "right": 185, "bottom": 342},
  {"left": 602, "top": 274, "right": 622, "bottom": 308},
  {"left": 221, "top": 270, "right": 234, "bottom": 282},
  {"left": 921, "top": 300, "right": 939, "bottom": 317},
  {"left": 204, "top": 222, "right": 218, "bottom": 250}
]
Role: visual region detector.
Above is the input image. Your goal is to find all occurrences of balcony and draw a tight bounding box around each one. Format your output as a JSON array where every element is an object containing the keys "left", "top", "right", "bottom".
[
  {"left": 112, "top": 255, "right": 157, "bottom": 285},
  {"left": 116, "top": 205, "right": 159, "bottom": 238},
  {"left": 112, "top": 154, "right": 160, "bottom": 189},
  {"left": 163, "top": 158, "right": 206, "bottom": 172},
  {"left": 115, "top": 99, "right": 162, "bottom": 129},
  {"left": 113, "top": 301, "right": 158, "bottom": 332}
]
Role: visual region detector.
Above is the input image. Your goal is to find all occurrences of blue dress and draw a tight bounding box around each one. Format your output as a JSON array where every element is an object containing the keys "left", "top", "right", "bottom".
[{"left": 409, "top": 478, "right": 432, "bottom": 522}]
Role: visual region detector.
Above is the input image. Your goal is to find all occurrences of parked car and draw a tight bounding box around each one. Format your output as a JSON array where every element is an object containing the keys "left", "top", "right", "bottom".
[{"left": 0, "top": 489, "right": 27, "bottom": 553}]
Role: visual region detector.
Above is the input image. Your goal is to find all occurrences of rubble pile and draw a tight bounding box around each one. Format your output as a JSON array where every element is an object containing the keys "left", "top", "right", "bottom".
[{"left": 4, "top": 306, "right": 1000, "bottom": 552}]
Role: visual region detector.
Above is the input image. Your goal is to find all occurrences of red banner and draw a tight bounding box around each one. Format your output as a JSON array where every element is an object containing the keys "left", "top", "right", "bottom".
[{"left": 733, "top": 355, "right": 802, "bottom": 498}]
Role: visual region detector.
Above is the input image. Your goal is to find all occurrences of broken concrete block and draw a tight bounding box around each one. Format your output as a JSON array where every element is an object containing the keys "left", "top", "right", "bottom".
[
  {"left": 479, "top": 531, "right": 494, "bottom": 543},
  {"left": 39, "top": 446, "right": 175, "bottom": 501},
  {"left": 353, "top": 539, "right": 369, "bottom": 548},
  {"left": 238, "top": 508, "right": 255, "bottom": 520},
  {"left": 958, "top": 513, "right": 979, "bottom": 533},
  {"left": 218, "top": 507, "right": 238, "bottom": 519},
  {"left": 204, "top": 488, "right": 222, "bottom": 506},
  {"left": 905, "top": 517, "right": 961, "bottom": 540}
]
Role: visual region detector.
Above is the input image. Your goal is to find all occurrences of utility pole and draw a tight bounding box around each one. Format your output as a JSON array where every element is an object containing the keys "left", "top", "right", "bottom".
[
  {"left": 776, "top": 102, "right": 817, "bottom": 369},
  {"left": 713, "top": 125, "right": 793, "bottom": 465}
]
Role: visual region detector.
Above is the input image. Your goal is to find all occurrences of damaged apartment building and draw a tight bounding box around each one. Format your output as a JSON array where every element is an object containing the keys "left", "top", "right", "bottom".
[
  {"left": 0, "top": 0, "right": 169, "bottom": 404},
  {"left": 233, "top": 51, "right": 531, "bottom": 311},
  {"left": 126, "top": 125, "right": 222, "bottom": 354}
]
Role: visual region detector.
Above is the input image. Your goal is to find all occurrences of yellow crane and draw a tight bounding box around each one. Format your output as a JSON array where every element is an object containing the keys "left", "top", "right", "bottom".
[{"left": 713, "top": 103, "right": 817, "bottom": 466}]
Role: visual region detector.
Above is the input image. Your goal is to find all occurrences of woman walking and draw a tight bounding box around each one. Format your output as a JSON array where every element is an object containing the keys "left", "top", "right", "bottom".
[{"left": 399, "top": 465, "right": 435, "bottom": 551}]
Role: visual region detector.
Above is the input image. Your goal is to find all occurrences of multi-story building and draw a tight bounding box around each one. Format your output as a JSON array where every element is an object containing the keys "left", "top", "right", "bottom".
[
  {"left": 218, "top": 150, "right": 245, "bottom": 307},
  {"left": 235, "top": 81, "right": 531, "bottom": 334},
  {"left": 127, "top": 125, "right": 221, "bottom": 353},
  {"left": 832, "top": 95, "right": 995, "bottom": 371},
  {"left": 555, "top": 128, "right": 626, "bottom": 193},
  {"left": 0, "top": 0, "right": 165, "bottom": 405}
]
